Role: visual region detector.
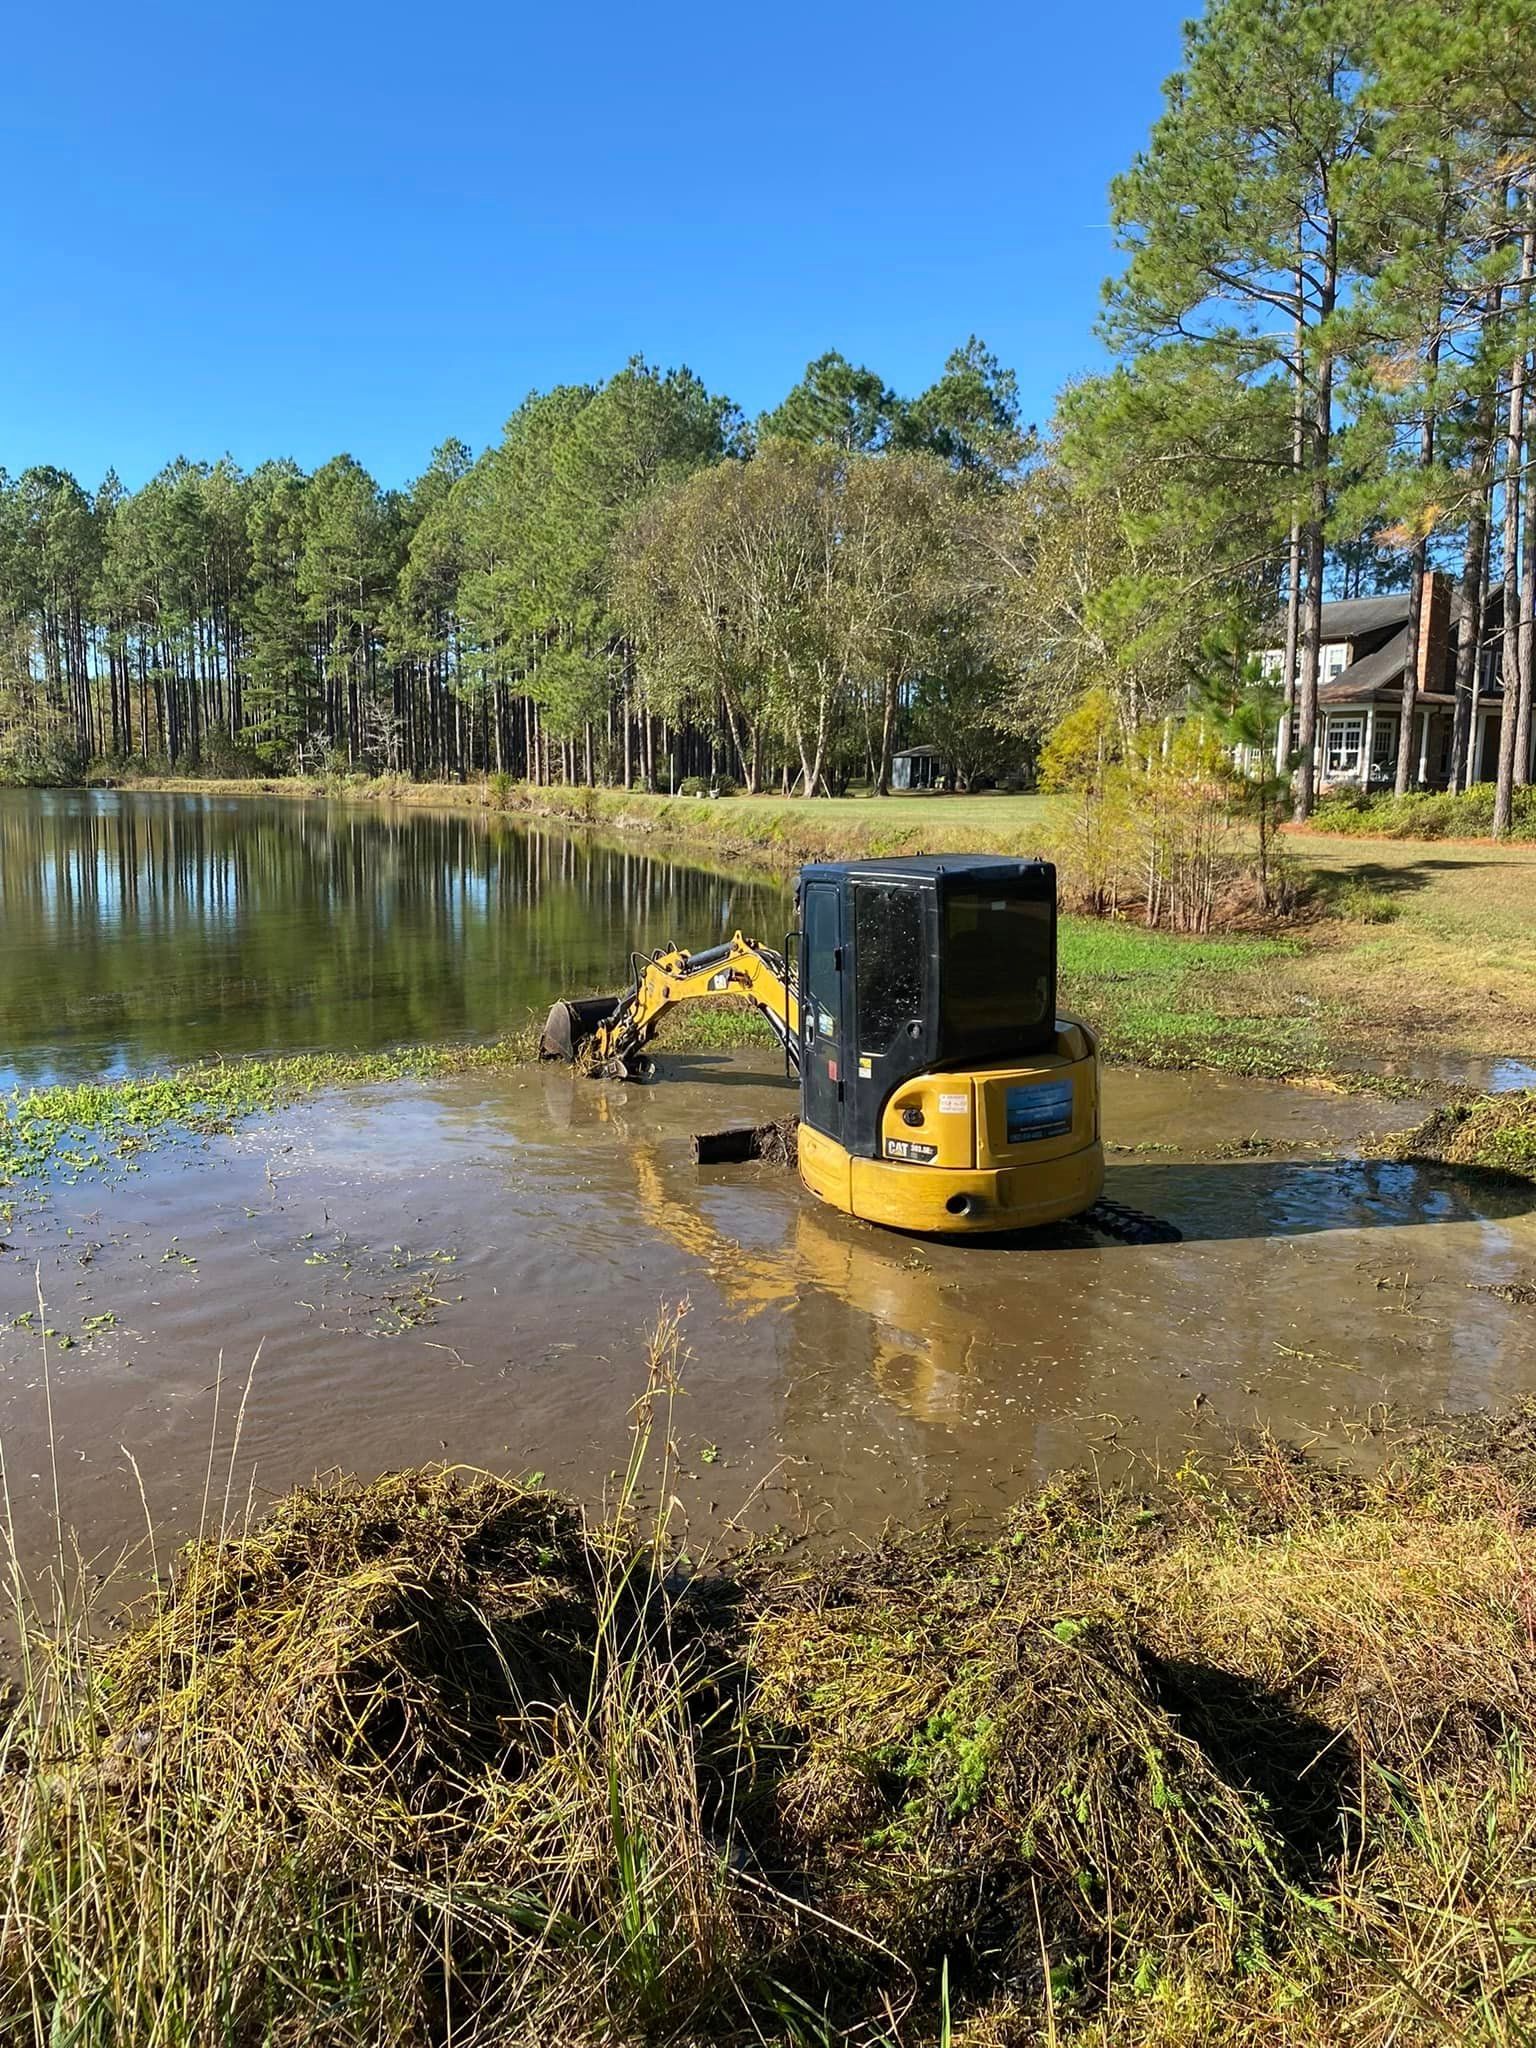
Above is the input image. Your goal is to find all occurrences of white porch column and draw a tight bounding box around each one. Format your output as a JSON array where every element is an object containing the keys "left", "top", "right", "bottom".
[
  {"left": 1361, "top": 702, "right": 1376, "bottom": 789},
  {"left": 1417, "top": 708, "right": 1429, "bottom": 785}
]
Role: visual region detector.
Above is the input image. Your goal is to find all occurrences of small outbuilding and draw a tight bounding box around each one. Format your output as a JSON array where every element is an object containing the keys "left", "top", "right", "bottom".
[{"left": 890, "top": 745, "right": 947, "bottom": 792}]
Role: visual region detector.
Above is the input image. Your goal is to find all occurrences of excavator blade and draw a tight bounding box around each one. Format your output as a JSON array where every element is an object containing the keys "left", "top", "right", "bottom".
[
  {"left": 539, "top": 995, "right": 621, "bottom": 1062},
  {"left": 692, "top": 1116, "right": 800, "bottom": 1166}
]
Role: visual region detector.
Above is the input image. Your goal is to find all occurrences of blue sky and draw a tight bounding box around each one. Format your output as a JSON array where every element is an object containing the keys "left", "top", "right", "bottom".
[{"left": 3, "top": 0, "right": 1188, "bottom": 492}]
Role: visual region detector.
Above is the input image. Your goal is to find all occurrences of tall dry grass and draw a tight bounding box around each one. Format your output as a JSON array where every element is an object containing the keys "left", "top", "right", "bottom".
[{"left": 3, "top": 1301, "right": 1536, "bottom": 2043}]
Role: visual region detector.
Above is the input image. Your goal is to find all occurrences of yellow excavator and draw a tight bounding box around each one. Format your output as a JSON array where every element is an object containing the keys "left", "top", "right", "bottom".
[{"left": 541, "top": 854, "right": 1107, "bottom": 1237}]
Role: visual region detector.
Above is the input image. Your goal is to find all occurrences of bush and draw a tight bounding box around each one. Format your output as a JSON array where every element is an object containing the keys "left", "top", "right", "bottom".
[
  {"left": 1338, "top": 884, "right": 1399, "bottom": 923},
  {"left": 677, "top": 774, "right": 739, "bottom": 798},
  {"left": 1309, "top": 874, "right": 1401, "bottom": 924},
  {"left": 0, "top": 717, "right": 85, "bottom": 787},
  {"left": 190, "top": 733, "right": 264, "bottom": 780},
  {"left": 1311, "top": 783, "right": 1536, "bottom": 842},
  {"left": 1041, "top": 703, "right": 1288, "bottom": 931}
]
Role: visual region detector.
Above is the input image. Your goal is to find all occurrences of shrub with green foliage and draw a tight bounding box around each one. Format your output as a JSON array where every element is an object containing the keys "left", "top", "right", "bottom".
[{"left": 1311, "top": 783, "right": 1536, "bottom": 842}]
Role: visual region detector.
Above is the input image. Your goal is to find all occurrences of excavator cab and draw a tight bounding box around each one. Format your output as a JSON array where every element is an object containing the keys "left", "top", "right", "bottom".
[
  {"left": 793, "top": 858, "right": 1101, "bottom": 1233},
  {"left": 541, "top": 854, "right": 1104, "bottom": 1236}
]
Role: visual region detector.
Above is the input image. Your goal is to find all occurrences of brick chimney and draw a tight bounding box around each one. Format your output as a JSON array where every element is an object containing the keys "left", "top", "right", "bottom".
[{"left": 1417, "top": 569, "right": 1451, "bottom": 695}]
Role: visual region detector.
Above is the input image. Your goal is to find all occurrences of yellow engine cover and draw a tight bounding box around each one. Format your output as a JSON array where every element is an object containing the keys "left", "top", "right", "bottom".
[{"left": 797, "top": 1019, "right": 1104, "bottom": 1236}]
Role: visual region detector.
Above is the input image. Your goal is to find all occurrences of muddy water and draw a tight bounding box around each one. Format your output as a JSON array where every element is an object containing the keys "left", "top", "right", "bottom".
[{"left": 1, "top": 1055, "right": 1531, "bottom": 1572}]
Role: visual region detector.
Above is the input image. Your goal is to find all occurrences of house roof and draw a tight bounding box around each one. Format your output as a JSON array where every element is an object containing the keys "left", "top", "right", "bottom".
[
  {"left": 1318, "top": 627, "right": 1409, "bottom": 703},
  {"left": 1266, "top": 590, "right": 1412, "bottom": 652},
  {"left": 1317, "top": 592, "right": 1414, "bottom": 642}
]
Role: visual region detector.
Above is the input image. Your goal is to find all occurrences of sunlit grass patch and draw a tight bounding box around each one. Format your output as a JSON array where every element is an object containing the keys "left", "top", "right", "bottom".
[{"left": 1060, "top": 918, "right": 1299, "bottom": 979}]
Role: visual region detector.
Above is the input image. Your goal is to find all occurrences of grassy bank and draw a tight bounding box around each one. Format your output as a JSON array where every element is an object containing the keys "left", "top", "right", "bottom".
[
  {"left": 1387, "top": 1089, "right": 1536, "bottom": 1178},
  {"left": 5, "top": 1334, "right": 1535, "bottom": 2045},
  {"left": 1058, "top": 922, "right": 1319, "bottom": 1080},
  {"left": 88, "top": 769, "right": 1064, "bottom": 869},
  {"left": 1287, "top": 832, "right": 1536, "bottom": 1071}
]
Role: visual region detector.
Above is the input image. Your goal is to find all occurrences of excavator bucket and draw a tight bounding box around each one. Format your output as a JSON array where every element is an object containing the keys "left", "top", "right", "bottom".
[{"left": 539, "top": 995, "right": 621, "bottom": 1062}]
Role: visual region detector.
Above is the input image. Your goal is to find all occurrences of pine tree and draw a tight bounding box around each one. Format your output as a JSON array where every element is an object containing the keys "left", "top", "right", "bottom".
[
  {"left": 244, "top": 462, "right": 315, "bottom": 759},
  {"left": 1106, "top": 0, "right": 1378, "bottom": 817}
]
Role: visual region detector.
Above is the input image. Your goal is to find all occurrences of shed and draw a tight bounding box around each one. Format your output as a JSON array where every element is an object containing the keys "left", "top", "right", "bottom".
[{"left": 890, "top": 745, "right": 946, "bottom": 792}]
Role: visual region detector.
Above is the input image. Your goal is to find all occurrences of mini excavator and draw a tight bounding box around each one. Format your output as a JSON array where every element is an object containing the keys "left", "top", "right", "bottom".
[{"left": 541, "top": 854, "right": 1108, "bottom": 1237}]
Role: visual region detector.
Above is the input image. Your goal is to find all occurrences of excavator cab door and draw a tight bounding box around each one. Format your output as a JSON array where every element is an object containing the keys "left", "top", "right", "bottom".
[
  {"left": 799, "top": 881, "right": 845, "bottom": 1142},
  {"left": 800, "top": 870, "right": 937, "bottom": 1156}
]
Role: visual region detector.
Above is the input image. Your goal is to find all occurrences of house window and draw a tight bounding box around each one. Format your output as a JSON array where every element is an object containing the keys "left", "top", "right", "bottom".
[
  {"left": 1325, "top": 715, "right": 1365, "bottom": 775},
  {"left": 1322, "top": 644, "right": 1350, "bottom": 681},
  {"left": 1371, "top": 716, "right": 1397, "bottom": 771}
]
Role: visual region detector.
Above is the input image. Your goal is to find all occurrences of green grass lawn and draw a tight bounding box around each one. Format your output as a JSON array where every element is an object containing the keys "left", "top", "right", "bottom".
[
  {"left": 1286, "top": 832, "right": 1536, "bottom": 1059},
  {"left": 1058, "top": 917, "right": 1325, "bottom": 1077}
]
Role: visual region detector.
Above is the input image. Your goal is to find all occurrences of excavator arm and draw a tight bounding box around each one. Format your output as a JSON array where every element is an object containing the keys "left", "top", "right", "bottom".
[{"left": 540, "top": 933, "right": 801, "bottom": 1080}]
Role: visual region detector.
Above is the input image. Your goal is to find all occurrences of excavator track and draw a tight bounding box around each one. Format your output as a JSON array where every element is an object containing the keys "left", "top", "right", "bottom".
[
  {"left": 687, "top": 1119, "right": 1181, "bottom": 1243},
  {"left": 1081, "top": 1198, "right": 1182, "bottom": 1246}
]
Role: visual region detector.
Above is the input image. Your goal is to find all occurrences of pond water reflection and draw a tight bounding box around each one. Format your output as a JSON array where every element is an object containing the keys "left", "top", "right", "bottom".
[{"left": 0, "top": 790, "right": 791, "bottom": 1087}]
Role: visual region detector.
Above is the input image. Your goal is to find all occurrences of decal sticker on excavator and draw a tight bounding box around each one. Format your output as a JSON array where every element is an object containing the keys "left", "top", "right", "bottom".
[
  {"left": 1006, "top": 1079, "right": 1074, "bottom": 1144},
  {"left": 885, "top": 1137, "right": 938, "bottom": 1163},
  {"left": 938, "top": 1091, "right": 968, "bottom": 1115},
  {"left": 709, "top": 970, "right": 730, "bottom": 991}
]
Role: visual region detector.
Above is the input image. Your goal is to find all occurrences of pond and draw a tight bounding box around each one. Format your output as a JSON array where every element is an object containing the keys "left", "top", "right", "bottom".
[
  {"left": 0, "top": 790, "right": 791, "bottom": 1088},
  {"left": 0, "top": 1054, "right": 1528, "bottom": 1578},
  {"left": 0, "top": 788, "right": 1530, "bottom": 1576}
]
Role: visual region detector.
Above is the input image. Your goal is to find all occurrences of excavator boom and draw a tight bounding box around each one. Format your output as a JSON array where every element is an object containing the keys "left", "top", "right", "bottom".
[{"left": 540, "top": 933, "right": 800, "bottom": 1080}]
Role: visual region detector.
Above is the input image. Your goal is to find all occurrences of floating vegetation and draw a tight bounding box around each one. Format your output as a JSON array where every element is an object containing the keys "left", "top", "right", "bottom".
[
  {"left": 0, "top": 1005, "right": 785, "bottom": 1201},
  {"left": 0, "top": 1039, "right": 532, "bottom": 1194},
  {"left": 5, "top": 1345, "right": 1536, "bottom": 2044}
]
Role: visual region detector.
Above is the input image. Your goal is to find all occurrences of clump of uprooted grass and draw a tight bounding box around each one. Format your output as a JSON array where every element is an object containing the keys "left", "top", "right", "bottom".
[
  {"left": 6, "top": 1352, "right": 1536, "bottom": 2043},
  {"left": 1386, "top": 1087, "right": 1536, "bottom": 1179}
]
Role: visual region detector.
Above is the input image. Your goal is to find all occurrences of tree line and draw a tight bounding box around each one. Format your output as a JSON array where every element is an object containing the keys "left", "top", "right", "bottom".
[
  {"left": 0, "top": 345, "right": 1034, "bottom": 797},
  {"left": 1070, "top": 0, "right": 1536, "bottom": 830},
  {"left": 4, "top": 0, "right": 1535, "bottom": 824}
]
